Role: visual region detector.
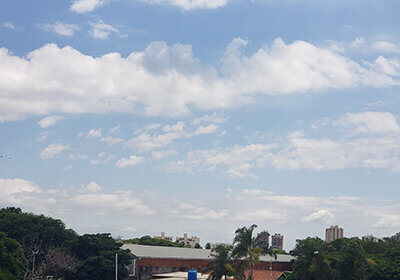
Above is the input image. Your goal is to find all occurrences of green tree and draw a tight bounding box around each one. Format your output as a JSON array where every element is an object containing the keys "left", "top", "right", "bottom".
[
  {"left": 290, "top": 237, "right": 338, "bottom": 280},
  {"left": 205, "top": 244, "right": 234, "bottom": 280},
  {"left": 65, "top": 233, "right": 132, "bottom": 280},
  {"left": 0, "top": 232, "right": 25, "bottom": 280},
  {"left": 232, "top": 225, "right": 274, "bottom": 280},
  {"left": 205, "top": 243, "right": 211, "bottom": 249}
]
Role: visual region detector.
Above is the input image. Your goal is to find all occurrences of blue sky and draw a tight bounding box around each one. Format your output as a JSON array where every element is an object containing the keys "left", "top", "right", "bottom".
[{"left": 1, "top": 0, "right": 400, "bottom": 250}]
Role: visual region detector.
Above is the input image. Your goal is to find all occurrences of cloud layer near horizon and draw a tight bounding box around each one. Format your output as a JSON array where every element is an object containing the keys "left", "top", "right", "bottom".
[{"left": 1, "top": 38, "right": 399, "bottom": 122}]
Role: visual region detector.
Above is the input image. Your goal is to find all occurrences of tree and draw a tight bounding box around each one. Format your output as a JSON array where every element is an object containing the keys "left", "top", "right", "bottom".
[
  {"left": 290, "top": 237, "right": 338, "bottom": 280},
  {"left": 0, "top": 232, "right": 25, "bottom": 280},
  {"left": 232, "top": 225, "right": 274, "bottom": 280},
  {"left": 65, "top": 233, "right": 132, "bottom": 280},
  {"left": 205, "top": 245, "right": 234, "bottom": 280},
  {"left": 205, "top": 243, "right": 211, "bottom": 249},
  {"left": 195, "top": 243, "right": 202, "bottom": 249}
]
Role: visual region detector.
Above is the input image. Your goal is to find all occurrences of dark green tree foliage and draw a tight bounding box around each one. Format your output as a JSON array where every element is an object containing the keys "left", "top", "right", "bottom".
[
  {"left": 124, "top": 235, "right": 185, "bottom": 247},
  {"left": 205, "top": 244, "right": 234, "bottom": 280},
  {"left": 0, "top": 208, "right": 132, "bottom": 280},
  {"left": 205, "top": 243, "right": 211, "bottom": 249},
  {"left": 0, "top": 232, "right": 25, "bottom": 280},
  {"left": 65, "top": 233, "right": 132, "bottom": 280},
  {"left": 290, "top": 237, "right": 338, "bottom": 280},
  {"left": 367, "top": 240, "right": 400, "bottom": 280}
]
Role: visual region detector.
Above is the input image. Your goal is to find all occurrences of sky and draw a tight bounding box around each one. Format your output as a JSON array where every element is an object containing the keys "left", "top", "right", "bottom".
[{"left": 1, "top": 0, "right": 400, "bottom": 250}]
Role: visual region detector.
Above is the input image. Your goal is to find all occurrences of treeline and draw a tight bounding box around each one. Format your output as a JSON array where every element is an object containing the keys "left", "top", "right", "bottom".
[
  {"left": 124, "top": 235, "right": 187, "bottom": 248},
  {"left": 0, "top": 207, "right": 132, "bottom": 280},
  {"left": 289, "top": 236, "right": 400, "bottom": 280}
]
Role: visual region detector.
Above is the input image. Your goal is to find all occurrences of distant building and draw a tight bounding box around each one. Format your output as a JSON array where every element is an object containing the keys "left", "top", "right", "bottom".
[
  {"left": 394, "top": 232, "right": 400, "bottom": 241},
  {"left": 122, "top": 244, "right": 294, "bottom": 280},
  {"left": 176, "top": 233, "right": 200, "bottom": 248},
  {"left": 210, "top": 242, "right": 231, "bottom": 249},
  {"left": 271, "top": 233, "right": 284, "bottom": 250},
  {"left": 256, "top": 231, "right": 270, "bottom": 249},
  {"left": 325, "top": 225, "right": 343, "bottom": 243},
  {"left": 154, "top": 232, "right": 173, "bottom": 242},
  {"left": 362, "top": 234, "right": 379, "bottom": 242}
]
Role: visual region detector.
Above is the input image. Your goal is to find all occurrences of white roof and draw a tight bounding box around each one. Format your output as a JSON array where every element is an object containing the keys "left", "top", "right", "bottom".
[{"left": 122, "top": 244, "right": 293, "bottom": 262}]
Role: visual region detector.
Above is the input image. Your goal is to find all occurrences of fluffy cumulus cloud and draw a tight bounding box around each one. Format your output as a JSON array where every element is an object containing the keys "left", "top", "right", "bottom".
[
  {"left": 0, "top": 38, "right": 399, "bottom": 122},
  {"left": 167, "top": 111, "right": 400, "bottom": 176},
  {"left": 40, "top": 21, "right": 79, "bottom": 36},
  {"left": 40, "top": 143, "right": 69, "bottom": 159},
  {"left": 0, "top": 178, "right": 41, "bottom": 201},
  {"left": 37, "top": 115, "right": 66, "bottom": 128},
  {"left": 70, "top": 0, "right": 107, "bottom": 13},
  {"left": 139, "top": 0, "right": 231, "bottom": 10}
]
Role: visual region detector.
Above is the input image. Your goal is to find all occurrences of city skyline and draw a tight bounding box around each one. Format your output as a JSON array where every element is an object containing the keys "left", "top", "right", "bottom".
[{"left": 1, "top": 0, "right": 400, "bottom": 250}]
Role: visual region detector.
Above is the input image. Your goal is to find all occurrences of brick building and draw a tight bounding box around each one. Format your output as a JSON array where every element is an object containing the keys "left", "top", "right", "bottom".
[{"left": 122, "top": 244, "right": 293, "bottom": 280}]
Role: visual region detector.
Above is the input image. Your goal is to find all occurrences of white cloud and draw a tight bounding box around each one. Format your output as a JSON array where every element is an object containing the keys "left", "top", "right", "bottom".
[
  {"left": 89, "top": 21, "right": 123, "bottom": 39},
  {"left": 71, "top": 191, "right": 153, "bottom": 214},
  {"left": 37, "top": 115, "right": 66, "bottom": 128},
  {"left": 195, "top": 124, "right": 219, "bottom": 135},
  {"left": 90, "top": 159, "right": 101, "bottom": 165},
  {"left": 302, "top": 209, "right": 335, "bottom": 223},
  {"left": 37, "top": 132, "right": 49, "bottom": 142},
  {"left": 372, "top": 41, "right": 400, "bottom": 54},
  {"left": 70, "top": 0, "right": 107, "bottom": 13},
  {"left": 0, "top": 39, "right": 399, "bottom": 122},
  {"left": 2, "top": 22, "right": 22, "bottom": 31},
  {"left": 87, "top": 128, "right": 102, "bottom": 138},
  {"left": 100, "top": 136, "right": 123, "bottom": 145},
  {"left": 116, "top": 155, "right": 145, "bottom": 168},
  {"left": 151, "top": 149, "right": 178, "bottom": 160},
  {"left": 241, "top": 188, "right": 274, "bottom": 196},
  {"left": 139, "top": 0, "right": 231, "bottom": 10},
  {"left": 192, "top": 112, "right": 229, "bottom": 125},
  {"left": 40, "top": 143, "right": 69, "bottom": 159},
  {"left": 335, "top": 112, "right": 400, "bottom": 134},
  {"left": 166, "top": 144, "right": 276, "bottom": 178},
  {"left": 81, "top": 181, "right": 103, "bottom": 192},
  {"left": 167, "top": 111, "right": 400, "bottom": 176},
  {"left": 0, "top": 178, "right": 41, "bottom": 199},
  {"left": 41, "top": 21, "right": 79, "bottom": 36},
  {"left": 68, "top": 153, "right": 89, "bottom": 160}
]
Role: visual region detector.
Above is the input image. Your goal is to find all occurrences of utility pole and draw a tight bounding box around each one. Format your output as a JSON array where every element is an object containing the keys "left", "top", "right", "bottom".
[{"left": 115, "top": 253, "right": 118, "bottom": 280}]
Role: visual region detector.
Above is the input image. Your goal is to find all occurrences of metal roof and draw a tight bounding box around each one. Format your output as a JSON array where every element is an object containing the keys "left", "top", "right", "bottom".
[{"left": 122, "top": 244, "right": 293, "bottom": 262}]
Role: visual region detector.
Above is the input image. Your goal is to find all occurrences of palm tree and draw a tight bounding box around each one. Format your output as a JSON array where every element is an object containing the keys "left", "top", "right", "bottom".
[
  {"left": 205, "top": 244, "right": 234, "bottom": 280},
  {"left": 232, "top": 225, "right": 275, "bottom": 280}
]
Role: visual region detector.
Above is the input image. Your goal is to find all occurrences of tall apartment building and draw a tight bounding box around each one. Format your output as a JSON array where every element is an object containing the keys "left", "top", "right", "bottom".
[
  {"left": 154, "top": 232, "right": 173, "bottom": 242},
  {"left": 394, "top": 232, "right": 400, "bottom": 241},
  {"left": 271, "top": 233, "right": 284, "bottom": 250},
  {"left": 325, "top": 225, "right": 343, "bottom": 243},
  {"left": 256, "top": 231, "right": 270, "bottom": 249},
  {"left": 176, "top": 233, "right": 200, "bottom": 248}
]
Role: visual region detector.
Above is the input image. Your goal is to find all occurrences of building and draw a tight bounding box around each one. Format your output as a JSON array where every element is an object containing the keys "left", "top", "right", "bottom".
[
  {"left": 210, "top": 242, "right": 231, "bottom": 249},
  {"left": 256, "top": 231, "right": 270, "bottom": 249},
  {"left": 122, "top": 244, "right": 294, "bottom": 280},
  {"left": 394, "top": 232, "right": 400, "bottom": 241},
  {"left": 176, "top": 233, "right": 200, "bottom": 248},
  {"left": 154, "top": 232, "right": 173, "bottom": 242},
  {"left": 362, "top": 234, "right": 379, "bottom": 242},
  {"left": 271, "top": 234, "right": 284, "bottom": 250},
  {"left": 325, "top": 225, "right": 343, "bottom": 243}
]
